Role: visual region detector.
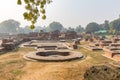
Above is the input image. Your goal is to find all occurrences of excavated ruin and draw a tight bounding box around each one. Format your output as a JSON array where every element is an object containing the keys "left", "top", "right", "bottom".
[
  {"left": 23, "top": 41, "right": 84, "bottom": 62},
  {"left": 24, "top": 50, "right": 83, "bottom": 61}
]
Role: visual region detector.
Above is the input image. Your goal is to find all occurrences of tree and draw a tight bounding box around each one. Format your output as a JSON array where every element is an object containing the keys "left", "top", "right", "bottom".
[
  {"left": 110, "top": 18, "right": 120, "bottom": 34},
  {"left": 103, "top": 20, "right": 109, "bottom": 30},
  {"left": 100, "top": 20, "right": 109, "bottom": 30},
  {"left": 48, "top": 22, "right": 64, "bottom": 32},
  {"left": 68, "top": 27, "right": 75, "bottom": 31},
  {"left": 0, "top": 19, "right": 20, "bottom": 34},
  {"left": 86, "top": 22, "right": 100, "bottom": 33},
  {"left": 75, "top": 25, "right": 85, "bottom": 34},
  {"left": 23, "top": 26, "right": 33, "bottom": 33},
  {"left": 17, "top": 0, "right": 52, "bottom": 29}
]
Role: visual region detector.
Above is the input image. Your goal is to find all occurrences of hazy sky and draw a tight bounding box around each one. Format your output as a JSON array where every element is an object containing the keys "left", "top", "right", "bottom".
[{"left": 0, "top": 0, "right": 120, "bottom": 28}]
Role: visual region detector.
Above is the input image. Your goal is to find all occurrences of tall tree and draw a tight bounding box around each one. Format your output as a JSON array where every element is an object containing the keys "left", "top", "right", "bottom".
[
  {"left": 68, "top": 27, "right": 75, "bottom": 31},
  {"left": 75, "top": 25, "right": 85, "bottom": 34},
  {"left": 0, "top": 19, "right": 20, "bottom": 34},
  {"left": 86, "top": 22, "right": 100, "bottom": 33},
  {"left": 110, "top": 18, "right": 120, "bottom": 34},
  {"left": 104, "top": 20, "right": 109, "bottom": 30},
  {"left": 100, "top": 20, "right": 109, "bottom": 30},
  {"left": 48, "top": 22, "right": 64, "bottom": 32}
]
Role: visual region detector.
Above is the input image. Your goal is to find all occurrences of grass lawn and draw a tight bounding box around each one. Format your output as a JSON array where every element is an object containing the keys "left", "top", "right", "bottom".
[{"left": 0, "top": 44, "right": 114, "bottom": 80}]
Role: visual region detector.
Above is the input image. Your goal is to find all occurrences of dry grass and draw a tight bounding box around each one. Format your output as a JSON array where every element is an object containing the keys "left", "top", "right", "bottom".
[
  {"left": 0, "top": 47, "right": 35, "bottom": 80},
  {"left": 0, "top": 44, "right": 115, "bottom": 80},
  {"left": 0, "top": 60, "right": 25, "bottom": 80},
  {"left": 21, "top": 60, "right": 90, "bottom": 80}
]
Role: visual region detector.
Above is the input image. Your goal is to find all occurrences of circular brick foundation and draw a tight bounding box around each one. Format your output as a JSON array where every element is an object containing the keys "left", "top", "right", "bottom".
[{"left": 24, "top": 50, "right": 84, "bottom": 62}]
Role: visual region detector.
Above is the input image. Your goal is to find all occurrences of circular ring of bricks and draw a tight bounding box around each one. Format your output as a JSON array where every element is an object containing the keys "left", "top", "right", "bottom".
[{"left": 24, "top": 50, "right": 84, "bottom": 62}]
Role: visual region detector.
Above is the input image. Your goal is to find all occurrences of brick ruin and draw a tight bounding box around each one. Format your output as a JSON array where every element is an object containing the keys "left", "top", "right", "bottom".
[
  {"left": 84, "top": 65, "right": 120, "bottom": 80},
  {"left": 83, "top": 35, "right": 120, "bottom": 61}
]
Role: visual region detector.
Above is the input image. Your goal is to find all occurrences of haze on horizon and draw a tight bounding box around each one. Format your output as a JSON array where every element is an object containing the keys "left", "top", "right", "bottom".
[{"left": 0, "top": 0, "right": 120, "bottom": 28}]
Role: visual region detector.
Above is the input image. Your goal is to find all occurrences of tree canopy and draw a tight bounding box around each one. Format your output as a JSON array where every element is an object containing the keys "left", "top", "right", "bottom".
[
  {"left": 86, "top": 22, "right": 100, "bottom": 33},
  {"left": 110, "top": 18, "right": 120, "bottom": 34},
  {"left": 17, "top": 0, "right": 52, "bottom": 29},
  {"left": 75, "top": 25, "right": 85, "bottom": 34},
  {"left": 0, "top": 19, "right": 20, "bottom": 34},
  {"left": 100, "top": 20, "right": 109, "bottom": 30},
  {"left": 103, "top": 20, "right": 109, "bottom": 30},
  {"left": 48, "top": 22, "right": 64, "bottom": 32}
]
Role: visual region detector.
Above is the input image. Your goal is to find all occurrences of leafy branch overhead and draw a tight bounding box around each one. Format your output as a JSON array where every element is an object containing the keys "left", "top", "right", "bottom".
[{"left": 17, "top": 0, "right": 52, "bottom": 29}]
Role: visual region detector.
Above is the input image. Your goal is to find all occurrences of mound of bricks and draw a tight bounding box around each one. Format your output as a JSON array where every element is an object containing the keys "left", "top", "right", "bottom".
[{"left": 84, "top": 65, "right": 120, "bottom": 80}]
